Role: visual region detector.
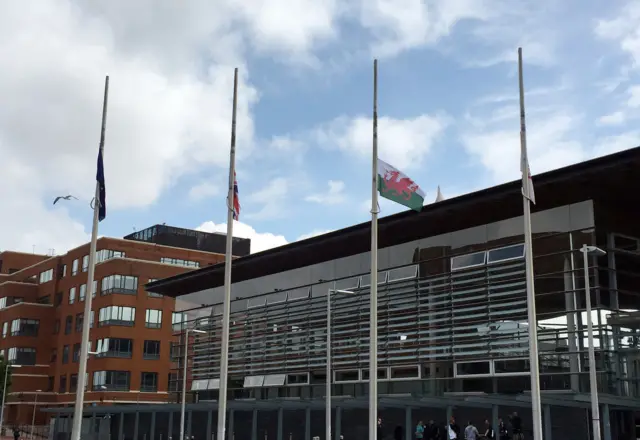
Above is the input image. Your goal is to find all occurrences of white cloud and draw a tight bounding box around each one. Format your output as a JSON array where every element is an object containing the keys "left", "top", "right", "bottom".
[
  {"left": 197, "top": 221, "right": 336, "bottom": 253},
  {"left": 357, "top": 0, "right": 498, "bottom": 58},
  {"left": 597, "top": 111, "right": 626, "bottom": 126},
  {"left": 461, "top": 107, "right": 586, "bottom": 183},
  {"left": 188, "top": 181, "right": 221, "bottom": 202},
  {"left": 245, "top": 177, "right": 289, "bottom": 220},
  {"left": 314, "top": 114, "right": 449, "bottom": 169},
  {"left": 305, "top": 180, "right": 346, "bottom": 205},
  {"left": 595, "top": 2, "right": 640, "bottom": 69},
  {"left": 196, "top": 221, "right": 288, "bottom": 254}
]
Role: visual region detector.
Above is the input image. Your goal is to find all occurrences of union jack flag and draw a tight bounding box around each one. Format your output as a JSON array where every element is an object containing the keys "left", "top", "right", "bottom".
[{"left": 232, "top": 171, "right": 240, "bottom": 220}]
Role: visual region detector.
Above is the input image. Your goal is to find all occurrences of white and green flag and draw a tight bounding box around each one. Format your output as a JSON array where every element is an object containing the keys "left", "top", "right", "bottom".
[{"left": 377, "top": 158, "right": 425, "bottom": 212}]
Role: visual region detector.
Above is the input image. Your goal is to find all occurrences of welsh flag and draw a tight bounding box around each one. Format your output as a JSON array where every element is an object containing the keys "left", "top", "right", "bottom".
[{"left": 377, "top": 159, "right": 425, "bottom": 212}]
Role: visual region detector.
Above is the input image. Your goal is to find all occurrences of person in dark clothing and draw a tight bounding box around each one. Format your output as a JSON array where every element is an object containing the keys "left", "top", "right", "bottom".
[
  {"left": 13, "top": 427, "right": 20, "bottom": 440},
  {"left": 483, "top": 420, "right": 495, "bottom": 440},
  {"left": 426, "top": 420, "right": 439, "bottom": 440},
  {"left": 448, "top": 417, "right": 461, "bottom": 440},
  {"left": 497, "top": 418, "right": 509, "bottom": 440},
  {"left": 378, "top": 417, "right": 384, "bottom": 440},
  {"left": 395, "top": 425, "right": 404, "bottom": 440},
  {"left": 509, "top": 413, "right": 522, "bottom": 440}
]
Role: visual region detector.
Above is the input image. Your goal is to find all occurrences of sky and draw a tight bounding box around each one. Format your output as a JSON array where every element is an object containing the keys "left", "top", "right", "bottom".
[{"left": 1, "top": 0, "right": 640, "bottom": 256}]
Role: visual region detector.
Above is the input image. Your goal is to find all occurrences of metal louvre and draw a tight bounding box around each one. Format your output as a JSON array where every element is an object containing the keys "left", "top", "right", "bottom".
[{"left": 185, "top": 257, "right": 547, "bottom": 383}]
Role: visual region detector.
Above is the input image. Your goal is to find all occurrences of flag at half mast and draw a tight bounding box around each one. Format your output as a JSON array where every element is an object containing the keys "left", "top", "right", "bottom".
[{"left": 377, "top": 159, "right": 425, "bottom": 212}]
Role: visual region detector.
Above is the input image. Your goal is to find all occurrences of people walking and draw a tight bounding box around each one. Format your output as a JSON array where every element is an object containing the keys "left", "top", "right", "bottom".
[
  {"left": 497, "top": 418, "right": 509, "bottom": 440},
  {"left": 415, "top": 421, "right": 425, "bottom": 440},
  {"left": 482, "top": 420, "right": 495, "bottom": 440},
  {"left": 464, "top": 421, "right": 479, "bottom": 440}
]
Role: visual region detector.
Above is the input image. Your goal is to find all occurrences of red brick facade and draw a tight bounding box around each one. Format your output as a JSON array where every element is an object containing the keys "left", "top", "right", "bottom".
[{"left": 0, "top": 238, "right": 225, "bottom": 427}]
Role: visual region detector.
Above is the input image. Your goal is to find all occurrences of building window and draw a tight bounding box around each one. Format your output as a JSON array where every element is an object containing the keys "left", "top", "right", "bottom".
[
  {"left": 147, "top": 279, "right": 163, "bottom": 298},
  {"left": 487, "top": 244, "right": 525, "bottom": 264},
  {"left": 73, "top": 343, "right": 80, "bottom": 362},
  {"left": 75, "top": 314, "right": 84, "bottom": 333},
  {"left": 168, "top": 373, "right": 178, "bottom": 392},
  {"left": 451, "top": 251, "right": 486, "bottom": 271},
  {"left": 2, "top": 323, "right": 7, "bottom": 338},
  {"left": 82, "top": 255, "right": 89, "bottom": 272},
  {"left": 62, "top": 345, "right": 69, "bottom": 364},
  {"left": 54, "top": 320, "right": 60, "bottom": 334},
  {"left": 37, "top": 295, "right": 50, "bottom": 304},
  {"left": 38, "top": 269, "right": 53, "bottom": 284},
  {"left": 8, "top": 347, "right": 36, "bottom": 366},
  {"left": 160, "top": 257, "right": 200, "bottom": 268},
  {"left": 172, "top": 312, "right": 187, "bottom": 332},
  {"left": 145, "top": 309, "right": 162, "bottom": 329},
  {"left": 69, "top": 287, "right": 76, "bottom": 304},
  {"left": 92, "top": 370, "right": 130, "bottom": 391},
  {"left": 54, "top": 292, "right": 63, "bottom": 307},
  {"left": 69, "top": 373, "right": 88, "bottom": 393},
  {"left": 59, "top": 375, "right": 67, "bottom": 393},
  {"left": 72, "top": 259, "right": 79, "bottom": 275},
  {"left": 96, "top": 338, "right": 133, "bottom": 358},
  {"left": 47, "top": 376, "right": 54, "bottom": 392},
  {"left": 50, "top": 349, "right": 57, "bottom": 363},
  {"left": 101, "top": 275, "right": 138, "bottom": 296},
  {"left": 96, "top": 249, "right": 125, "bottom": 264},
  {"left": 89, "top": 310, "right": 95, "bottom": 329},
  {"left": 140, "top": 372, "right": 158, "bottom": 392},
  {"left": 10, "top": 319, "right": 39, "bottom": 337},
  {"left": 79, "top": 284, "right": 86, "bottom": 301},
  {"left": 98, "top": 306, "right": 136, "bottom": 327},
  {"left": 143, "top": 340, "right": 160, "bottom": 360},
  {"left": 64, "top": 316, "right": 72, "bottom": 335},
  {"left": 62, "top": 265, "right": 67, "bottom": 277}
]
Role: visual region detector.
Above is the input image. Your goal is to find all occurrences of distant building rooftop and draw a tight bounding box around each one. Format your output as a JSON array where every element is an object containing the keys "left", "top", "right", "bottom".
[{"left": 124, "top": 224, "right": 251, "bottom": 256}]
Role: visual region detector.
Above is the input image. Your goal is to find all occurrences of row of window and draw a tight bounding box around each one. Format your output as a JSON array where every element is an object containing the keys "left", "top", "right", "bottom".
[
  {"left": 450, "top": 243, "right": 525, "bottom": 271},
  {"left": 65, "top": 276, "right": 163, "bottom": 304},
  {"left": 55, "top": 339, "right": 162, "bottom": 364},
  {"left": 1, "top": 319, "right": 40, "bottom": 338},
  {"left": 54, "top": 308, "right": 170, "bottom": 333},
  {"left": 38, "top": 248, "right": 199, "bottom": 286},
  {"left": 56, "top": 371, "right": 159, "bottom": 393}
]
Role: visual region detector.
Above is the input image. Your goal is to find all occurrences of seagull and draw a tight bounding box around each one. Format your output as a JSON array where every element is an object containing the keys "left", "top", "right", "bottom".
[{"left": 53, "top": 195, "right": 78, "bottom": 205}]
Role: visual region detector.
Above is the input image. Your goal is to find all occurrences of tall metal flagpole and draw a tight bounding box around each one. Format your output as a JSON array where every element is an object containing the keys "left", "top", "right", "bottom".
[
  {"left": 517, "top": 48, "right": 544, "bottom": 440},
  {"left": 369, "top": 59, "right": 379, "bottom": 440},
  {"left": 217, "top": 67, "right": 238, "bottom": 440},
  {"left": 70, "top": 75, "right": 109, "bottom": 440}
]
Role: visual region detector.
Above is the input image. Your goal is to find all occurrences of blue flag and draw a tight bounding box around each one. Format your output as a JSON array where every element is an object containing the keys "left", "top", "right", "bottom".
[{"left": 97, "top": 148, "right": 106, "bottom": 222}]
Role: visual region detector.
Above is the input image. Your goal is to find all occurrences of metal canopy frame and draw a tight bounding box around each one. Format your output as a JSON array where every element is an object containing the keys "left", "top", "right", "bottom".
[{"left": 42, "top": 392, "right": 640, "bottom": 415}]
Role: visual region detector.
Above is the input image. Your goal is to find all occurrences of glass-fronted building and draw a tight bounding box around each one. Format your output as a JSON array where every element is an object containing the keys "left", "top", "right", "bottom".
[{"left": 48, "top": 149, "right": 640, "bottom": 440}]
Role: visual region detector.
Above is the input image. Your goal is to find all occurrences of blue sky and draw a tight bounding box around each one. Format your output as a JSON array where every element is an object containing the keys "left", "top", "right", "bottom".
[{"left": 1, "top": 0, "right": 640, "bottom": 254}]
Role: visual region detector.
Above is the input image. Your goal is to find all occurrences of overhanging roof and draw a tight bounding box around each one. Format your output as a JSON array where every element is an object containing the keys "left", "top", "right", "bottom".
[
  {"left": 147, "top": 146, "right": 640, "bottom": 297},
  {"left": 42, "top": 391, "right": 640, "bottom": 414}
]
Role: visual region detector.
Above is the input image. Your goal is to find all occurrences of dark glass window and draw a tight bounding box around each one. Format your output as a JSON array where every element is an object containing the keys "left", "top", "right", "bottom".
[
  {"left": 92, "top": 371, "right": 130, "bottom": 391},
  {"left": 143, "top": 340, "right": 161, "bottom": 360},
  {"left": 64, "top": 316, "right": 72, "bottom": 335},
  {"left": 140, "top": 372, "right": 158, "bottom": 392},
  {"left": 96, "top": 338, "right": 133, "bottom": 358}
]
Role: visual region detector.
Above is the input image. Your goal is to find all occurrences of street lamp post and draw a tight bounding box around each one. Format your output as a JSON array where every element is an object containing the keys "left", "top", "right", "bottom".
[
  {"left": 30, "top": 389, "right": 41, "bottom": 440},
  {"left": 0, "top": 364, "right": 21, "bottom": 436},
  {"left": 580, "top": 244, "right": 607, "bottom": 440},
  {"left": 327, "top": 289, "right": 354, "bottom": 440},
  {"left": 180, "top": 328, "right": 205, "bottom": 440}
]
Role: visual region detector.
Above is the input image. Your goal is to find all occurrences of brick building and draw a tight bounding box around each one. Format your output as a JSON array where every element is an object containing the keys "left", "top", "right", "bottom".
[{"left": 0, "top": 225, "right": 250, "bottom": 429}]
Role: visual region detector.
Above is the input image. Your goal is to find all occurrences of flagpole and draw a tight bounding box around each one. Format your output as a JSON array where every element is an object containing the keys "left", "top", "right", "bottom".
[
  {"left": 216, "top": 67, "right": 238, "bottom": 440},
  {"left": 369, "top": 58, "right": 379, "bottom": 440},
  {"left": 70, "top": 75, "right": 109, "bottom": 440},
  {"left": 518, "top": 47, "right": 544, "bottom": 440}
]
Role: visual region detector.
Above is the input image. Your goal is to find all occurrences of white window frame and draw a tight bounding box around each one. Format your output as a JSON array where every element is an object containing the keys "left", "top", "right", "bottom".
[
  {"left": 492, "top": 357, "right": 530, "bottom": 377},
  {"left": 286, "top": 372, "right": 310, "bottom": 386},
  {"left": 333, "top": 369, "right": 360, "bottom": 383},
  {"left": 453, "top": 360, "right": 493, "bottom": 378},
  {"left": 487, "top": 244, "right": 525, "bottom": 265},
  {"left": 389, "top": 365, "right": 421, "bottom": 381},
  {"left": 450, "top": 251, "right": 487, "bottom": 272}
]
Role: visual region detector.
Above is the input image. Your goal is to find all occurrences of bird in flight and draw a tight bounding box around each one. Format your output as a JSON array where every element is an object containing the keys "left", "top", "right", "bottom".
[{"left": 53, "top": 195, "right": 78, "bottom": 205}]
